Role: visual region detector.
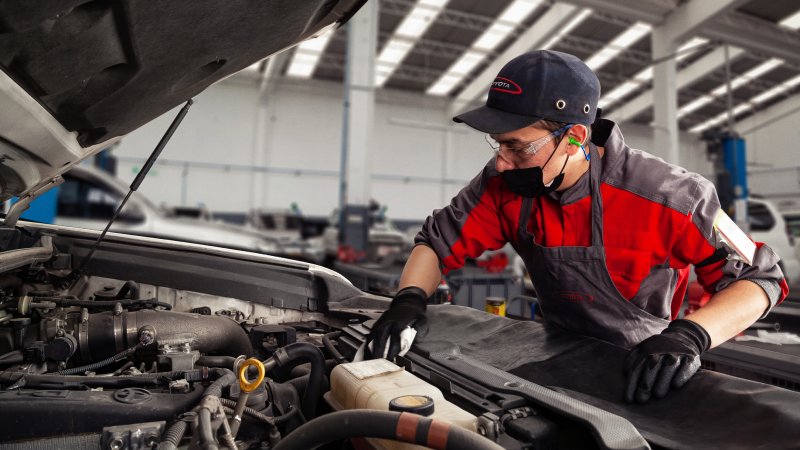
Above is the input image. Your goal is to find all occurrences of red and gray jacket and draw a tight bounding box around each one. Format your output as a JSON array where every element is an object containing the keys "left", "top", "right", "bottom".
[{"left": 416, "top": 119, "right": 788, "bottom": 320}]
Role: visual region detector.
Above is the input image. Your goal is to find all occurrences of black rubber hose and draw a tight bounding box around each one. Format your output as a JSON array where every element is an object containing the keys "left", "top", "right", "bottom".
[
  {"left": 57, "top": 342, "right": 143, "bottom": 375},
  {"left": 271, "top": 343, "right": 326, "bottom": 420},
  {"left": 0, "top": 350, "right": 23, "bottom": 365},
  {"left": 273, "top": 404, "right": 302, "bottom": 426},
  {"left": 202, "top": 368, "right": 236, "bottom": 399},
  {"left": 158, "top": 420, "right": 188, "bottom": 450},
  {"left": 196, "top": 355, "right": 237, "bottom": 369},
  {"left": 219, "top": 398, "right": 274, "bottom": 425},
  {"left": 116, "top": 280, "right": 141, "bottom": 300},
  {"left": 271, "top": 410, "right": 504, "bottom": 450},
  {"left": 323, "top": 331, "right": 347, "bottom": 364}
]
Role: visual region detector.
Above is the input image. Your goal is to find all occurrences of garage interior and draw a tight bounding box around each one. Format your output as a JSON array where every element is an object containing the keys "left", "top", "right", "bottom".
[{"left": 3, "top": 0, "right": 800, "bottom": 449}]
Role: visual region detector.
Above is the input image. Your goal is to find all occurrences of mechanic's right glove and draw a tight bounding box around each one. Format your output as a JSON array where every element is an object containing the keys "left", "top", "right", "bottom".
[
  {"left": 364, "top": 286, "right": 428, "bottom": 360},
  {"left": 624, "top": 319, "right": 711, "bottom": 403}
]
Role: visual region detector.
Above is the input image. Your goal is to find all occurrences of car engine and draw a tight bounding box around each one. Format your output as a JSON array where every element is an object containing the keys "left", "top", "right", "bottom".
[{"left": 0, "top": 230, "right": 511, "bottom": 450}]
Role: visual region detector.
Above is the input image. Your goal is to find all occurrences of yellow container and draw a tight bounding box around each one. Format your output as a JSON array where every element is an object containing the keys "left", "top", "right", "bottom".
[{"left": 485, "top": 297, "right": 506, "bottom": 316}]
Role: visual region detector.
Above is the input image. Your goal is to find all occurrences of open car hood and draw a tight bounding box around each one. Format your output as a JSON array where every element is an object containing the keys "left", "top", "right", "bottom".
[{"left": 0, "top": 0, "right": 365, "bottom": 206}]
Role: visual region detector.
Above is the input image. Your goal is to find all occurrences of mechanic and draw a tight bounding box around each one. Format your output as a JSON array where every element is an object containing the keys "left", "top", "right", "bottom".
[{"left": 364, "top": 50, "right": 789, "bottom": 403}]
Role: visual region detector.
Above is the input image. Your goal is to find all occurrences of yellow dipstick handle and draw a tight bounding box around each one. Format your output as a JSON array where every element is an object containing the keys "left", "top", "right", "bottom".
[{"left": 239, "top": 358, "right": 265, "bottom": 393}]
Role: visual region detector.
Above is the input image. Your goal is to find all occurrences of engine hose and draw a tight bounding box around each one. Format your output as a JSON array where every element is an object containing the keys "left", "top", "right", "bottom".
[
  {"left": 269, "top": 342, "right": 326, "bottom": 420},
  {"left": 272, "top": 410, "right": 505, "bottom": 450},
  {"left": 219, "top": 398, "right": 275, "bottom": 426},
  {"left": 202, "top": 368, "right": 236, "bottom": 399},
  {"left": 196, "top": 355, "right": 237, "bottom": 369},
  {"left": 0, "top": 433, "right": 101, "bottom": 449},
  {"left": 158, "top": 419, "right": 188, "bottom": 450},
  {"left": 0, "top": 367, "right": 225, "bottom": 389},
  {"left": 198, "top": 408, "right": 218, "bottom": 450},
  {"left": 0, "top": 350, "right": 24, "bottom": 365},
  {"left": 57, "top": 342, "right": 143, "bottom": 375},
  {"left": 42, "top": 297, "right": 172, "bottom": 310},
  {"left": 323, "top": 331, "right": 347, "bottom": 364},
  {"left": 157, "top": 369, "right": 236, "bottom": 450},
  {"left": 115, "top": 280, "right": 141, "bottom": 300},
  {"left": 274, "top": 404, "right": 303, "bottom": 426}
]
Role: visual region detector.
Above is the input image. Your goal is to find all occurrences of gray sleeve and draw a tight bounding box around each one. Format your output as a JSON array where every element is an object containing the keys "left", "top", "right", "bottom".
[
  {"left": 714, "top": 245, "right": 785, "bottom": 318},
  {"left": 682, "top": 176, "right": 785, "bottom": 316},
  {"left": 415, "top": 160, "right": 507, "bottom": 271}
]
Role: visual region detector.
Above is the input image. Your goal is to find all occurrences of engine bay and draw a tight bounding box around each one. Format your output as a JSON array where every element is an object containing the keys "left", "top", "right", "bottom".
[
  {"left": 2, "top": 228, "right": 800, "bottom": 450},
  {"left": 0, "top": 228, "right": 516, "bottom": 450}
]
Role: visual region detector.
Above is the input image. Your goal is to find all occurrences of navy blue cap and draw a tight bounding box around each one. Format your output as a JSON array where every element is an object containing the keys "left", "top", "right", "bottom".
[{"left": 454, "top": 50, "right": 601, "bottom": 134}]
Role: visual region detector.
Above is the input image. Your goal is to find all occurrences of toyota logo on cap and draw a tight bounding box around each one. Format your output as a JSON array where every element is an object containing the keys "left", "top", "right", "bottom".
[{"left": 491, "top": 77, "right": 522, "bottom": 94}]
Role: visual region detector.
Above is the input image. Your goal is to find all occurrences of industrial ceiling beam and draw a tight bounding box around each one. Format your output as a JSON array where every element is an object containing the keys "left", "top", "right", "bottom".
[
  {"left": 608, "top": 46, "right": 746, "bottom": 123},
  {"left": 565, "top": 0, "right": 800, "bottom": 66},
  {"left": 557, "top": 34, "right": 652, "bottom": 66},
  {"left": 380, "top": 0, "right": 494, "bottom": 33},
  {"left": 701, "top": 12, "right": 800, "bottom": 66},
  {"left": 735, "top": 87, "right": 800, "bottom": 135},
  {"left": 562, "top": 0, "right": 673, "bottom": 24},
  {"left": 448, "top": 2, "right": 579, "bottom": 116},
  {"left": 657, "top": 0, "right": 749, "bottom": 44}
]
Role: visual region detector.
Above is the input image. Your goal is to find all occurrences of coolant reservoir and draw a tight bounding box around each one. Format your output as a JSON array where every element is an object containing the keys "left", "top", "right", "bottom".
[{"left": 326, "top": 359, "right": 478, "bottom": 450}]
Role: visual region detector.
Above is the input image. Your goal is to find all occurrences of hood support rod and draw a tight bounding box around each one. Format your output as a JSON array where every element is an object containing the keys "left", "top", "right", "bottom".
[{"left": 68, "top": 99, "right": 194, "bottom": 284}]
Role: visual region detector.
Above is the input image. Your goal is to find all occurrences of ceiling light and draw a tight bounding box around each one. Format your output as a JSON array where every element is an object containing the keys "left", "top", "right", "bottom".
[
  {"left": 585, "top": 22, "right": 652, "bottom": 71},
  {"left": 376, "top": 0, "right": 449, "bottom": 86},
  {"left": 377, "top": 39, "right": 414, "bottom": 64},
  {"left": 285, "top": 29, "right": 335, "bottom": 79},
  {"left": 750, "top": 74, "right": 800, "bottom": 104},
  {"left": 449, "top": 50, "right": 486, "bottom": 75},
  {"left": 599, "top": 38, "right": 709, "bottom": 109},
  {"left": 473, "top": 22, "right": 515, "bottom": 51},
  {"left": 779, "top": 9, "right": 800, "bottom": 29},
  {"left": 708, "top": 58, "right": 784, "bottom": 96},
  {"left": 499, "top": 0, "right": 543, "bottom": 25},
  {"left": 540, "top": 8, "right": 592, "bottom": 50},
  {"left": 426, "top": 0, "right": 544, "bottom": 96}
]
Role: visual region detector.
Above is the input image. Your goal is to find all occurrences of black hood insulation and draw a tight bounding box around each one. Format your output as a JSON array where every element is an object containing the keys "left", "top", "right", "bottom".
[{"left": 0, "top": 0, "right": 365, "bottom": 146}]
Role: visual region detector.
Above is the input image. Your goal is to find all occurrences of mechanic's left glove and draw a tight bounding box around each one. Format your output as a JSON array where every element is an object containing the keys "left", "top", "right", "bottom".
[{"left": 624, "top": 319, "right": 710, "bottom": 403}]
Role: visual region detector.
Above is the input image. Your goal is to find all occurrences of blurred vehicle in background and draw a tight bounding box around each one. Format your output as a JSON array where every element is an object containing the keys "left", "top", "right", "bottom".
[
  {"left": 780, "top": 209, "right": 800, "bottom": 263},
  {"left": 52, "top": 165, "right": 290, "bottom": 256},
  {"left": 165, "top": 204, "right": 213, "bottom": 221},
  {"left": 245, "top": 208, "right": 325, "bottom": 263},
  {"left": 322, "top": 202, "right": 412, "bottom": 266},
  {"left": 748, "top": 198, "right": 800, "bottom": 285},
  {"left": 687, "top": 197, "right": 799, "bottom": 315}
]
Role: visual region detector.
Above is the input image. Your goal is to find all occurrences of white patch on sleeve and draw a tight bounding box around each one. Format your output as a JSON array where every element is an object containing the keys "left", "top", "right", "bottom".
[{"left": 713, "top": 209, "right": 756, "bottom": 266}]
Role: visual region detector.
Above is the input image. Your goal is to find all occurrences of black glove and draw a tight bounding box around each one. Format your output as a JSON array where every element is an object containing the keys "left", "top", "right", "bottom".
[
  {"left": 364, "top": 286, "right": 428, "bottom": 360},
  {"left": 624, "top": 319, "right": 710, "bottom": 403}
]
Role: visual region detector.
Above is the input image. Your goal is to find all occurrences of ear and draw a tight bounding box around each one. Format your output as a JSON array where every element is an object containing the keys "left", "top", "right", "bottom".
[
  {"left": 563, "top": 124, "right": 588, "bottom": 156},
  {"left": 568, "top": 124, "right": 589, "bottom": 146}
]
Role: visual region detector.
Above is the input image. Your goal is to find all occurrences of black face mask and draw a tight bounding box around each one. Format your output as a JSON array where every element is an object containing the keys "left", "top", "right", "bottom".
[
  {"left": 501, "top": 138, "right": 570, "bottom": 198},
  {"left": 502, "top": 165, "right": 565, "bottom": 197}
]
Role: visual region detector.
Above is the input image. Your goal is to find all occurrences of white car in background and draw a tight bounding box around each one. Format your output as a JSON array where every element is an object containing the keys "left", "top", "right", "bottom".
[
  {"left": 747, "top": 198, "right": 800, "bottom": 285},
  {"left": 55, "top": 165, "right": 284, "bottom": 255}
]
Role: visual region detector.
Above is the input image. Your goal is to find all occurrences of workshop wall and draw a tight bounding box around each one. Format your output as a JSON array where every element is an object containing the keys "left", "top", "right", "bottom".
[
  {"left": 738, "top": 95, "right": 800, "bottom": 211},
  {"left": 114, "top": 75, "right": 711, "bottom": 220}
]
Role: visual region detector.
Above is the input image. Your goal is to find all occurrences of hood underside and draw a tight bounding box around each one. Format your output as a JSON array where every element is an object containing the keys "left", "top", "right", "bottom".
[{"left": 0, "top": 0, "right": 365, "bottom": 202}]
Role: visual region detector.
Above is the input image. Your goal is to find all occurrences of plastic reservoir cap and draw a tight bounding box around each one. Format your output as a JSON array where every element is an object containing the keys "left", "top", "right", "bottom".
[{"left": 389, "top": 395, "right": 435, "bottom": 416}]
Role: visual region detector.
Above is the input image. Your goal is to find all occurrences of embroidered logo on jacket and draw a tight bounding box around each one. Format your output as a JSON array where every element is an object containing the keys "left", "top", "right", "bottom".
[
  {"left": 491, "top": 77, "right": 522, "bottom": 94},
  {"left": 556, "top": 291, "right": 595, "bottom": 303}
]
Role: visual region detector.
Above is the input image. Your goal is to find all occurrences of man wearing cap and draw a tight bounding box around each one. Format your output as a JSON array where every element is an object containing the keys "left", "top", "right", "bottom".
[{"left": 364, "top": 50, "right": 788, "bottom": 403}]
